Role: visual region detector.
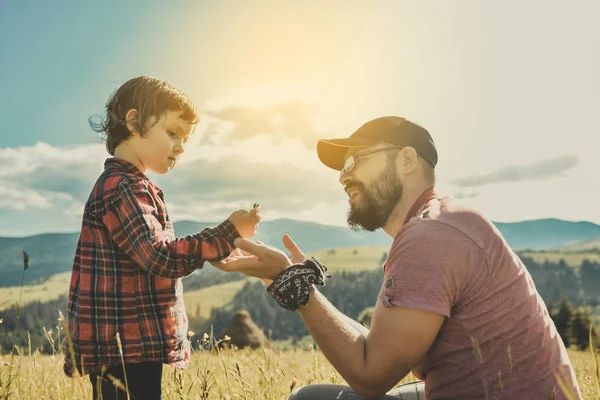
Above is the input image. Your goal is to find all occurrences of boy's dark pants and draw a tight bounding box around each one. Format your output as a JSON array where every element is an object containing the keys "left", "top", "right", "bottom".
[{"left": 89, "top": 361, "right": 163, "bottom": 400}]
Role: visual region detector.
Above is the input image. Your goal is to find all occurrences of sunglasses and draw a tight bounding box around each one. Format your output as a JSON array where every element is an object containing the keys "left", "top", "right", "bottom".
[{"left": 340, "top": 146, "right": 403, "bottom": 176}]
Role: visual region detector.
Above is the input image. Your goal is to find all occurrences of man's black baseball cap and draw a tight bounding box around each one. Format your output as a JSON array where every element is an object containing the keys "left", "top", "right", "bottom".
[{"left": 317, "top": 116, "right": 438, "bottom": 171}]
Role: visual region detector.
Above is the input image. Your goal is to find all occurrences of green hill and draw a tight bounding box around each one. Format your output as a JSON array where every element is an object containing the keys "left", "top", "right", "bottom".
[
  {"left": 494, "top": 219, "right": 600, "bottom": 250},
  {"left": 2, "top": 218, "right": 600, "bottom": 288}
]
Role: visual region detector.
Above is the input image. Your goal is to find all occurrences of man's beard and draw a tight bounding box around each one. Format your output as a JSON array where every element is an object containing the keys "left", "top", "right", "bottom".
[{"left": 346, "top": 163, "right": 403, "bottom": 232}]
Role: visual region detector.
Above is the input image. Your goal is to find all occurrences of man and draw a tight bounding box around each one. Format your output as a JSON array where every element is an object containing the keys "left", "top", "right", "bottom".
[{"left": 215, "top": 116, "right": 582, "bottom": 399}]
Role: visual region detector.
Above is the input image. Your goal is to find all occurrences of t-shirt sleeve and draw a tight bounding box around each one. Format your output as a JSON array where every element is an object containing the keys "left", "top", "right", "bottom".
[{"left": 378, "top": 221, "right": 474, "bottom": 318}]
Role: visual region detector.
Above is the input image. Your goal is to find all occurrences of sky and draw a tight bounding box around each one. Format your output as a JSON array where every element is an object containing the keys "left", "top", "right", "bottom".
[{"left": 1, "top": 0, "right": 599, "bottom": 237}]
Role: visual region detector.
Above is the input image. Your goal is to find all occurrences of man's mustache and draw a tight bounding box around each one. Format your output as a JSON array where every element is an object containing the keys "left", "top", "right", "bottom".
[{"left": 344, "top": 181, "right": 366, "bottom": 195}]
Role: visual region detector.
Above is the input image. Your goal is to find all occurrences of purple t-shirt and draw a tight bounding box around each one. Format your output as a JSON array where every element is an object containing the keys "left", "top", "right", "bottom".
[{"left": 378, "top": 196, "right": 582, "bottom": 399}]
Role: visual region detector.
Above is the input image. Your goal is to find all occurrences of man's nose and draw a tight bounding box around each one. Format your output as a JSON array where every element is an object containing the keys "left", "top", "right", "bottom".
[{"left": 339, "top": 170, "right": 351, "bottom": 185}]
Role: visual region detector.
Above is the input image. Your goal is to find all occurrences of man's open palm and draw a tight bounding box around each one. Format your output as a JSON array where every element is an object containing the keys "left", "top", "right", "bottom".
[{"left": 211, "top": 234, "right": 307, "bottom": 282}]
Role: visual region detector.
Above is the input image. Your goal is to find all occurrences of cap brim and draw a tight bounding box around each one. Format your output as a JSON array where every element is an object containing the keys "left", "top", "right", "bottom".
[{"left": 317, "top": 137, "right": 377, "bottom": 171}]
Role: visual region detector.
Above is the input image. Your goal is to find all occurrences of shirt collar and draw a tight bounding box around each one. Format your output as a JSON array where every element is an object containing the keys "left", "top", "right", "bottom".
[
  {"left": 403, "top": 187, "right": 437, "bottom": 225},
  {"left": 104, "top": 158, "right": 149, "bottom": 180}
]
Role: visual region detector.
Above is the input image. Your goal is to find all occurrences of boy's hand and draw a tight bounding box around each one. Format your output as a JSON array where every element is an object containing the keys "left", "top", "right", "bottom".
[{"left": 228, "top": 204, "right": 261, "bottom": 238}]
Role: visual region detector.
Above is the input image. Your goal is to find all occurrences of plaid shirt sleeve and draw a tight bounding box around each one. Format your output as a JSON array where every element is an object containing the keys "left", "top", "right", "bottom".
[{"left": 102, "top": 178, "right": 239, "bottom": 278}]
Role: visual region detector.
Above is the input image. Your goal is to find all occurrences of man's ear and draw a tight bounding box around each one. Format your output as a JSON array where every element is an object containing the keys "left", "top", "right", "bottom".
[
  {"left": 125, "top": 109, "right": 139, "bottom": 135},
  {"left": 400, "top": 147, "right": 419, "bottom": 174}
]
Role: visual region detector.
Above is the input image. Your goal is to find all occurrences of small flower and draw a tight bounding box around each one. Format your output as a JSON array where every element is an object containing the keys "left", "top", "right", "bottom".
[
  {"left": 0, "top": 319, "right": 3, "bottom": 324},
  {"left": 188, "top": 331, "right": 195, "bottom": 338},
  {"left": 223, "top": 335, "right": 231, "bottom": 341},
  {"left": 203, "top": 333, "right": 209, "bottom": 340}
]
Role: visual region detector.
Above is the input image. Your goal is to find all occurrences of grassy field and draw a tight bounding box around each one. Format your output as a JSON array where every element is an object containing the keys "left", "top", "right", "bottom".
[
  {"left": 308, "top": 246, "right": 389, "bottom": 273},
  {"left": 0, "top": 346, "right": 598, "bottom": 399},
  {"left": 184, "top": 279, "right": 250, "bottom": 319},
  {"left": 519, "top": 250, "right": 600, "bottom": 267},
  {"left": 1, "top": 246, "right": 600, "bottom": 398},
  {"left": 0, "top": 271, "right": 71, "bottom": 311},
  {"left": 0, "top": 272, "right": 249, "bottom": 319},
  {"left": 562, "top": 238, "right": 600, "bottom": 252}
]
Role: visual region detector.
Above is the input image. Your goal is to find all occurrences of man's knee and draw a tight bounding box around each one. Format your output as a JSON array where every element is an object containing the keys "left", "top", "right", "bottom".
[
  {"left": 288, "top": 381, "right": 424, "bottom": 400},
  {"left": 288, "top": 384, "right": 361, "bottom": 400}
]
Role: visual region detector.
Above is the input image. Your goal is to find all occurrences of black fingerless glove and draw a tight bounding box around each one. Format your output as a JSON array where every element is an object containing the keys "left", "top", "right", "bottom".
[{"left": 266, "top": 257, "right": 331, "bottom": 311}]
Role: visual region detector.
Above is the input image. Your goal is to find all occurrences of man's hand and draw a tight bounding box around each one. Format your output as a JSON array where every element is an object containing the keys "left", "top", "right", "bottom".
[
  {"left": 282, "top": 234, "right": 306, "bottom": 264},
  {"left": 212, "top": 234, "right": 305, "bottom": 282}
]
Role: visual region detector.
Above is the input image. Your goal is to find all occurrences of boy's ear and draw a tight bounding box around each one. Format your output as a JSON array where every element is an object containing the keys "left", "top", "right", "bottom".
[{"left": 125, "top": 109, "right": 139, "bottom": 135}]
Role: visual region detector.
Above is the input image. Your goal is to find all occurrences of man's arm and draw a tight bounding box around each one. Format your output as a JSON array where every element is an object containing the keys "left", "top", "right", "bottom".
[
  {"left": 338, "top": 310, "right": 370, "bottom": 336},
  {"left": 298, "top": 288, "right": 443, "bottom": 399},
  {"left": 213, "top": 237, "right": 444, "bottom": 398}
]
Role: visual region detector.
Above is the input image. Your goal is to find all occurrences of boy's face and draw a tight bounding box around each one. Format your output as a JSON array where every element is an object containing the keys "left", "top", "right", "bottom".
[{"left": 131, "top": 109, "right": 194, "bottom": 174}]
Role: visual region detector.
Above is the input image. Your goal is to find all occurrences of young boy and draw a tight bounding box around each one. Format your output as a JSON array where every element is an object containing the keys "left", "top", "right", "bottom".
[{"left": 63, "top": 76, "right": 259, "bottom": 400}]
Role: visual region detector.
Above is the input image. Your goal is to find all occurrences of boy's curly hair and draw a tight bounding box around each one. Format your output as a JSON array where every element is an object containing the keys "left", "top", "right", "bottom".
[{"left": 90, "top": 76, "right": 200, "bottom": 155}]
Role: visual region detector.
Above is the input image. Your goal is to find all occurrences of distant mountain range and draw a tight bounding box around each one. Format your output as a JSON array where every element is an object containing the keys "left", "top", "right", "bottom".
[{"left": 0, "top": 218, "right": 599, "bottom": 287}]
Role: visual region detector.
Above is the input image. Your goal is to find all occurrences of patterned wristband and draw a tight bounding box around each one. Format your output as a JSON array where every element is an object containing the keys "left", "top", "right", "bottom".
[{"left": 266, "top": 257, "right": 331, "bottom": 311}]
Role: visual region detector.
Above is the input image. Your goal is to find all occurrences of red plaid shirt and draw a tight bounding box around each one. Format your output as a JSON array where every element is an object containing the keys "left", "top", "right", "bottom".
[{"left": 64, "top": 158, "right": 239, "bottom": 376}]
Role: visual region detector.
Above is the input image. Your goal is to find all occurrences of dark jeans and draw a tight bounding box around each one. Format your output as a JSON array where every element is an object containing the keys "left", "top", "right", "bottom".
[
  {"left": 89, "top": 361, "right": 163, "bottom": 400},
  {"left": 288, "top": 381, "right": 425, "bottom": 400}
]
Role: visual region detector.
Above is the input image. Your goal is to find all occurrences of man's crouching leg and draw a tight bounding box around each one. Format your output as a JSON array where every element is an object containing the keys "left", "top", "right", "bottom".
[{"left": 288, "top": 381, "right": 424, "bottom": 400}]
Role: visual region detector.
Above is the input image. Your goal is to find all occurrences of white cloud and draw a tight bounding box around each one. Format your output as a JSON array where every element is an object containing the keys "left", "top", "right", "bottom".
[
  {"left": 453, "top": 192, "right": 479, "bottom": 200},
  {"left": 451, "top": 155, "right": 580, "bottom": 188},
  {"left": 0, "top": 184, "right": 52, "bottom": 210},
  {"left": 151, "top": 151, "right": 344, "bottom": 224},
  {"left": 0, "top": 140, "right": 348, "bottom": 235},
  {"left": 0, "top": 143, "right": 105, "bottom": 216},
  {"left": 205, "top": 99, "right": 320, "bottom": 148},
  {"left": 3, "top": 136, "right": 600, "bottom": 238},
  {"left": 452, "top": 156, "right": 599, "bottom": 224},
  {"left": 64, "top": 202, "right": 85, "bottom": 219}
]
